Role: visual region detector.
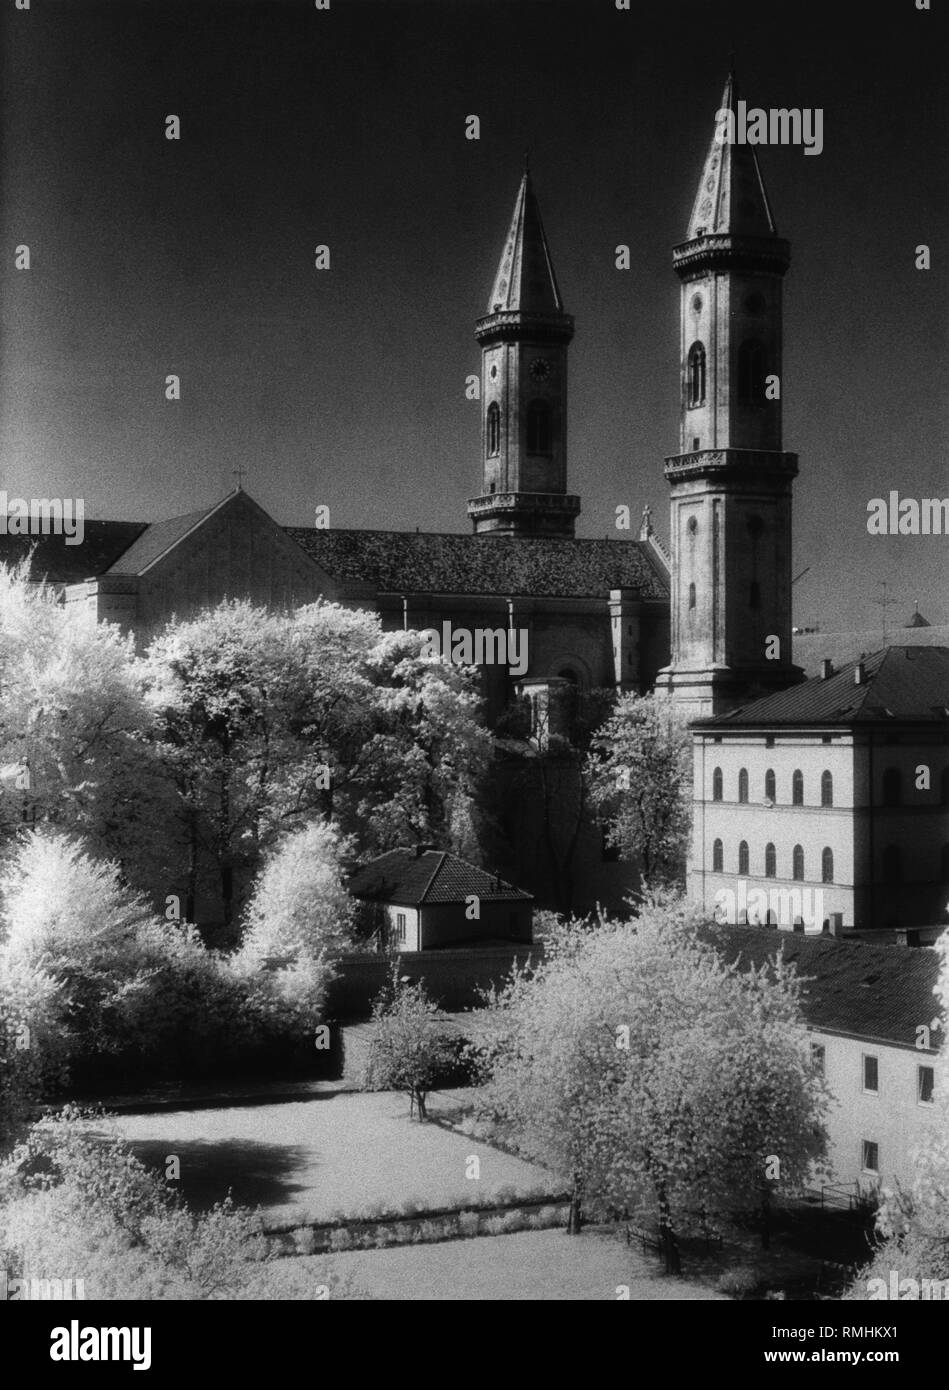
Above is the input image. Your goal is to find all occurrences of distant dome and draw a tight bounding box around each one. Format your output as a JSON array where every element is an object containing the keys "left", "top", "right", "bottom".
[{"left": 905, "top": 607, "right": 931, "bottom": 629}]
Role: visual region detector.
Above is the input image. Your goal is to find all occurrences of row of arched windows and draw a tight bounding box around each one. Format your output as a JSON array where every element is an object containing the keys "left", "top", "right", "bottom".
[
  {"left": 485, "top": 401, "right": 552, "bottom": 458},
  {"left": 686, "top": 340, "right": 770, "bottom": 409},
  {"left": 712, "top": 840, "right": 949, "bottom": 884},
  {"left": 712, "top": 767, "right": 834, "bottom": 807},
  {"left": 712, "top": 839, "right": 835, "bottom": 883}
]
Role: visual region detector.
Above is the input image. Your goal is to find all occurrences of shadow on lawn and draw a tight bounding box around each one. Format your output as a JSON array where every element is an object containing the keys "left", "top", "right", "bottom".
[{"left": 126, "top": 1137, "right": 312, "bottom": 1213}]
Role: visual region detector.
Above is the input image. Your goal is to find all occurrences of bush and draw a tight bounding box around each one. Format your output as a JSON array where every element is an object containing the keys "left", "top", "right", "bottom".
[
  {"left": 329, "top": 1228, "right": 354, "bottom": 1252},
  {"left": 458, "top": 1209, "right": 480, "bottom": 1238},
  {"left": 717, "top": 1267, "right": 760, "bottom": 1298},
  {"left": 362, "top": 971, "right": 459, "bottom": 1121}
]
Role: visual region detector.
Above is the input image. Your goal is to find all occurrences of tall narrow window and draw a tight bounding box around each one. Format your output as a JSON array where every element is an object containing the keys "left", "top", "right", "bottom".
[
  {"left": 821, "top": 847, "right": 834, "bottom": 884},
  {"left": 792, "top": 769, "right": 804, "bottom": 805},
  {"left": 712, "top": 767, "right": 723, "bottom": 802},
  {"left": 687, "top": 342, "right": 706, "bottom": 407},
  {"left": 821, "top": 770, "right": 833, "bottom": 807},
  {"left": 792, "top": 844, "right": 804, "bottom": 881},
  {"left": 486, "top": 401, "right": 500, "bottom": 457},
  {"left": 526, "top": 399, "right": 551, "bottom": 454},
  {"left": 883, "top": 768, "right": 901, "bottom": 807},
  {"left": 862, "top": 1140, "right": 879, "bottom": 1173},
  {"left": 688, "top": 582, "right": 696, "bottom": 610},
  {"left": 738, "top": 338, "right": 767, "bottom": 404},
  {"left": 863, "top": 1055, "right": 879, "bottom": 1093},
  {"left": 918, "top": 1066, "right": 935, "bottom": 1105},
  {"left": 738, "top": 840, "right": 749, "bottom": 875},
  {"left": 765, "top": 843, "right": 776, "bottom": 878},
  {"left": 738, "top": 769, "right": 749, "bottom": 803},
  {"left": 764, "top": 769, "right": 776, "bottom": 802},
  {"left": 712, "top": 838, "right": 723, "bottom": 872}
]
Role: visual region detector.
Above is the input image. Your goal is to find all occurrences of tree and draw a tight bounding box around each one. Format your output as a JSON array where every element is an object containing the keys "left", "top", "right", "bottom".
[
  {"left": 490, "top": 687, "right": 615, "bottom": 915},
  {"left": 481, "top": 896, "right": 828, "bottom": 1270},
  {"left": 0, "top": 560, "right": 164, "bottom": 885},
  {"left": 586, "top": 692, "right": 692, "bottom": 887},
  {"left": 362, "top": 971, "right": 458, "bottom": 1121},
  {"left": 144, "top": 601, "right": 489, "bottom": 938}
]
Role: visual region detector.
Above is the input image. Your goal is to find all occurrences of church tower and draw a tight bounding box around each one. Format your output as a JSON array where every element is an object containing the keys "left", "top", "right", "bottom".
[
  {"left": 467, "top": 164, "right": 580, "bottom": 537},
  {"left": 656, "top": 72, "right": 802, "bottom": 716}
]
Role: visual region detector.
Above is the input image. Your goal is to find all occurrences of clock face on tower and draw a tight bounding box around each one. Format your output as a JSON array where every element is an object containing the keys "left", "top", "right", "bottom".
[{"left": 529, "top": 357, "right": 552, "bottom": 382}]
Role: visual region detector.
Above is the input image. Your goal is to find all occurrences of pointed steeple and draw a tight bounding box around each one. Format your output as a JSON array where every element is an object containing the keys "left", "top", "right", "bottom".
[
  {"left": 687, "top": 70, "right": 778, "bottom": 240},
  {"left": 487, "top": 168, "right": 565, "bottom": 315}
]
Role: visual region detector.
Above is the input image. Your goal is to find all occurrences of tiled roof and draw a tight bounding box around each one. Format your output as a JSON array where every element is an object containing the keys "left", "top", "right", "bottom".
[
  {"left": 106, "top": 503, "right": 221, "bottom": 576},
  {"left": 285, "top": 528, "right": 669, "bottom": 601},
  {"left": 793, "top": 628, "right": 949, "bottom": 676},
  {"left": 0, "top": 520, "right": 147, "bottom": 584},
  {"left": 699, "top": 647, "right": 949, "bottom": 727},
  {"left": 347, "top": 848, "right": 533, "bottom": 906},
  {"left": 706, "top": 924, "right": 943, "bottom": 1049}
]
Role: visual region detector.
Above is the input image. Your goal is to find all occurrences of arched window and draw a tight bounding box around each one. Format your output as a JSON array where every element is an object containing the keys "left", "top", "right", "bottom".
[
  {"left": 792, "top": 769, "right": 804, "bottom": 805},
  {"left": 712, "top": 767, "right": 723, "bottom": 802},
  {"left": 687, "top": 342, "right": 706, "bottom": 407},
  {"left": 738, "top": 768, "right": 749, "bottom": 804},
  {"left": 526, "top": 399, "right": 551, "bottom": 454},
  {"left": 764, "top": 769, "right": 776, "bottom": 802},
  {"left": 765, "top": 843, "right": 777, "bottom": 878},
  {"left": 738, "top": 338, "right": 768, "bottom": 404},
  {"left": 821, "top": 771, "right": 833, "bottom": 807},
  {"left": 821, "top": 847, "right": 834, "bottom": 883},
  {"left": 883, "top": 768, "right": 901, "bottom": 807},
  {"left": 882, "top": 845, "right": 902, "bottom": 882},
  {"left": 712, "top": 839, "right": 723, "bottom": 872},
  {"left": 486, "top": 401, "right": 500, "bottom": 457},
  {"left": 738, "top": 840, "right": 749, "bottom": 875},
  {"left": 688, "top": 582, "right": 696, "bottom": 610},
  {"left": 792, "top": 844, "right": 804, "bottom": 881}
]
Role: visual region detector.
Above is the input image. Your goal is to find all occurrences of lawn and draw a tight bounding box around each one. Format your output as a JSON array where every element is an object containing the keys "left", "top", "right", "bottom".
[
  {"left": 105, "top": 1091, "right": 559, "bottom": 1224},
  {"left": 256, "top": 1229, "right": 731, "bottom": 1301}
]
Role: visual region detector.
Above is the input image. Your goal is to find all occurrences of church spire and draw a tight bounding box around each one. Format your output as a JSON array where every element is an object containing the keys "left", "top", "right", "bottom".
[
  {"left": 687, "top": 69, "right": 778, "bottom": 241},
  {"left": 486, "top": 166, "right": 565, "bottom": 316},
  {"left": 468, "top": 166, "right": 578, "bottom": 538}
]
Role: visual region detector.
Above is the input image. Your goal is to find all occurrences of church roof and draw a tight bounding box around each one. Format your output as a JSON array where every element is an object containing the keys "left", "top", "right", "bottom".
[
  {"left": 707, "top": 925, "right": 942, "bottom": 1051},
  {"left": 348, "top": 848, "right": 533, "bottom": 906},
  {"left": 0, "top": 520, "right": 147, "bottom": 585},
  {"left": 285, "top": 527, "right": 669, "bottom": 601},
  {"left": 486, "top": 167, "right": 566, "bottom": 315},
  {"left": 698, "top": 646, "right": 949, "bottom": 728},
  {"left": 906, "top": 607, "right": 932, "bottom": 628},
  {"left": 687, "top": 71, "right": 779, "bottom": 240},
  {"left": 106, "top": 501, "right": 222, "bottom": 575}
]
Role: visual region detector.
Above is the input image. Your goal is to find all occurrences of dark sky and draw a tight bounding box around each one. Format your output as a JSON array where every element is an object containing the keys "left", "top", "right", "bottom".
[{"left": 1, "top": 0, "right": 946, "bottom": 631}]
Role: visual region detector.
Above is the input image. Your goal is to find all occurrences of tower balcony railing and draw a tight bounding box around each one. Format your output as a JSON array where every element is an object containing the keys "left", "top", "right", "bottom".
[
  {"left": 467, "top": 492, "right": 581, "bottom": 516},
  {"left": 663, "top": 448, "right": 798, "bottom": 480}
]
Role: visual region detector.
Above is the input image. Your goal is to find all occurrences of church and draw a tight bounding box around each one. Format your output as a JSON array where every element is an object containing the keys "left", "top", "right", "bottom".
[
  {"left": 4, "top": 72, "right": 801, "bottom": 725},
  {"left": 6, "top": 74, "right": 944, "bottom": 919}
]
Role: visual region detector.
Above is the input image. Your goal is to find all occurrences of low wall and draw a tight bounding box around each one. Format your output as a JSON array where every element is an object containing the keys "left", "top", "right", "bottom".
[{"left": 328, "top": 944, "right": 543, "bottom": 1018}]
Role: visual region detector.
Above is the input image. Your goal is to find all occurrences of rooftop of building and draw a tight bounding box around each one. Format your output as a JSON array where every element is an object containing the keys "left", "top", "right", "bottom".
[
  {"left": 347, "top": 848, "right": 533, "bottom": 907},
  {"left": 706, "top": 923, "right": 943, "bottom": 1050},
  {"left": 697, "top": 646, "right": 949, "bottom": 728}
]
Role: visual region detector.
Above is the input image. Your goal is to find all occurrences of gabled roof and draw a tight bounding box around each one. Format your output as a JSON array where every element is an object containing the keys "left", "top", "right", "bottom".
[
  {"left": 687, "top": 71, "right": 779, "bottom": 240},
  {"left": 347, "top": 848, "right": 533, "bottom": 906},
  {"left": 0, "top": 520, "right": 147, "bottom": 584},
  {"left": 105, "top": 501, "right": 222, "bottom": 576},
  {"left": 698, "top": 647, "right": 949, "bottom": 727},
  {"left": 707, "top": 924, "right": 943, "bottom": 1050},
  {"left": 285, "top": 528, "right": 669, "bottom": 602},
  {"left": 793, "top": 627, "right": 949, "bottom": 675},
  {"left": 487, "top": 167, "right": 565, "bottom": 316}
]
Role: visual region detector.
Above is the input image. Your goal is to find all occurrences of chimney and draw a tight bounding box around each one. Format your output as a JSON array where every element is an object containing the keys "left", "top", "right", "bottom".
[
  {"left": 820, "top": 659, "right": 834, "bottom": 680},
  {"left": 854, "top": 662, "right": 865, "bottom": 686}
]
